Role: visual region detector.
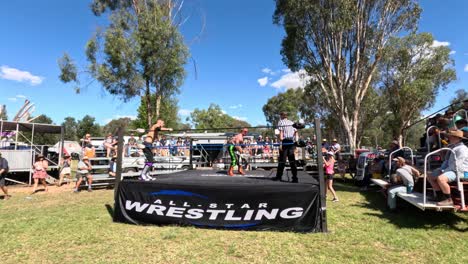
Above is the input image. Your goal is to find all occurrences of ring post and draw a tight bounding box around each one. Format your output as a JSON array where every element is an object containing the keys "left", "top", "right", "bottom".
[
  {"left": 315, "top": 118, "right": 327, "bottom": 233},
  {"left": 113, "top": 127, "right": 124, "bottom": 220}
]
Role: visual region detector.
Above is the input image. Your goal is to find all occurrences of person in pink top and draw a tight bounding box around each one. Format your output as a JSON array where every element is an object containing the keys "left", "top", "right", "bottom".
[
  {"left": 32, "top": 155, "right": 48, "bottom": 194},
  {"left": 323, "top": 151, "right": 339, "bottom": 202}
]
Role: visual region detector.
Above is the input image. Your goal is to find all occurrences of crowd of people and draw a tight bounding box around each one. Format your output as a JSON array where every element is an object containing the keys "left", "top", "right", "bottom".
[{"left": 372, "top": 99, "right": 468, "bottom": 209}]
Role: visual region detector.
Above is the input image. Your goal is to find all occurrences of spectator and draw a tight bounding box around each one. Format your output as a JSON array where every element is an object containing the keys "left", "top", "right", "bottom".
[
  {"left": 455, "top": 119, "right": 467, "bottom": 130},
  {"left": 387, "top": 157, "right": 420, "bottom": 210},
  {"left": 330, "top": 138, "right": 341, "bottom": 156},
  {"left": 321, "top": 139, "right": 329, "bottom": 152},
  {"left": 108, "top": 156, "right": 117, "bottom": 177},
  {"left": 104, "top": 133, "right": 117, "bottom": 158},
  {"left": 336, "top": 157, "right": 347, "bottom": 182},
  {"left": 57, "top": 154, "right": 72, "bottom": 187},
  {"left": 427, "top": 130, "right": 468, "bottom": 206},
  {"left": 0, "top": 153, "right": 11, "bottom": 199},
  {"left": 74, "top": 156, "right": 93, "bottom": 193},
  {"left": 32, "top": 155, "right": 48, "bottom": 194},
  {"left": 126, "top": 133, "right": 138, "bottom": 157},
  {"left": 463, "top": 99, "right": 468, "bottom": 111},
  {"left": 176, "top": 137, "right": 184, "bottom": 156},
  {"left": 82, "top": 134, "right": 96, "bottom": 158},
  {"left": 323, "top": 152, "right": 338, "bottom": 202},
  {"left": 256, "top": 135, "right": 264, "bottom": 155}
]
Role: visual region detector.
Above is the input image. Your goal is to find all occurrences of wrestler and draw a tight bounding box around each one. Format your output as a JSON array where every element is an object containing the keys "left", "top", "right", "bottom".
[
  {"left": 140, "top": 119, "right": 173, "bottom": 181},
  {"left": 227, "top": 128, "right": 248, "bottom": 176}
]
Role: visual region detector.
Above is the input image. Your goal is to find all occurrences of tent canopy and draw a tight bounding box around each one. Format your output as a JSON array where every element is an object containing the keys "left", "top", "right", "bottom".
[{"left": 0, "top": 120, "right": 62, "bottom": 134}]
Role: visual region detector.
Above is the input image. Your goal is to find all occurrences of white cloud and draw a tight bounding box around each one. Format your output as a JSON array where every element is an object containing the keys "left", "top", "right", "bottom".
[
  {"left": 261, "top": 68, "right": 272, "bottom": 74},
  {"left": 449, "top": 51, "right": 456, "bottom": 55},
  {"left": 229, "top": 104, "right": 243, "bottom": 109},
  {"left": 16, "top": 94, "right": 27, "bottom": 99},
  {"left": 464, "top": 64, "right": 468, "bottom": 72},
  {"left": 221, "top": 110, "right": 227, "bottom": 115},
  {"left": 232, "top": 116, "right": 248, "bottom": 121},
  {"left": 178, "top": 109, "right": 192, "bottom": 116},
  {"left": 270, "top": 69, "right": 311, "bottom": 90},
  {"left": 0, "top": 65, "right": 44, "bottom": 85},
  {"left": 8, "top": 97, "right": 17, "bottom": 102},
  {"left": 282, "top": 69, "right": 291, "bottom": 73},
  {"left": 257, "top": 77, "right": 269, "bottom": 87},
  {"left": 432, "top": 40, "right": 450, "bottom": 47}
]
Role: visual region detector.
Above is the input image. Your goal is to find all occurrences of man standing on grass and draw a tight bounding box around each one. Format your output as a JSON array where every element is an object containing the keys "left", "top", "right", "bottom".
[{"left": 0, "top": 153, "right": 11, "bottom": 200}]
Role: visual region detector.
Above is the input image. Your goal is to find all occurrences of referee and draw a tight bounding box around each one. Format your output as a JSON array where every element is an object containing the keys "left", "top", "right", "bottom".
[{"left": 272, "top": 111, "right": 298, "bottom": 183}]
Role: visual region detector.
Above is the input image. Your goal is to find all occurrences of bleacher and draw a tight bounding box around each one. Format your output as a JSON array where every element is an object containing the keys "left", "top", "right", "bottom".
[{"left": 367, "top": 103, "right": 468, "bottom": 212}]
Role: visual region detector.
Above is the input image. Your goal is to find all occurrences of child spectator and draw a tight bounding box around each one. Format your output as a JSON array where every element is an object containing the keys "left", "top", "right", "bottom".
[
  {"left": 324, "top": 152, "right": 339, "bottom": 202},
  {"left": 74, "top": 156, "right": 93, "bottom": 192},
  {"left": 31, "top": 155, "right": 48, "bottom": 194},
  {"left": 57, "top": 154, "right": 72, "bottom": 187}
]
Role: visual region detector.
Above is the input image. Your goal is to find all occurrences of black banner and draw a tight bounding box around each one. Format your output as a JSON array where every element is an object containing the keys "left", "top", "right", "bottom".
[{"left": 114, "top": 176, "right": 321, "bottom": 232}]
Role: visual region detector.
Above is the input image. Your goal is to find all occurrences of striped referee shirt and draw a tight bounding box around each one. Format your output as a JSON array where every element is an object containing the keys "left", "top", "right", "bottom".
[{"left": 277, "top": 118, "right": 296, "bottom": 140}]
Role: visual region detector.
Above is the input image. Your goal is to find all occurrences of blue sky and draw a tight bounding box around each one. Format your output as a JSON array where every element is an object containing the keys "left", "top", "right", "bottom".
[{"left": 0, "top": 0, "right": 467, "bottom": 126}]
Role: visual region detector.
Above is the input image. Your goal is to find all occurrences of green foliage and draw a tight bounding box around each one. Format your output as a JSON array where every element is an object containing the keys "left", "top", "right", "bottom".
[
  {"left": 262, "top": 89, "right": 303, "bottom": 126},
  {"left": 188, "top": 104, "right": 251, "bottom": 132},
  {"left": 273, "top": 0, "right": 421, "bottom": 150},
  {"left": 0, "top": 105, "right": 7, "bottom": 120},
  {"left": 77, "top": 115, "right": 102, "bottom": 139},
  {"left": 58, "top": 0, "right": 189, "bottom": 124},
  {"left": 133, "top": 95, "right": 181, "bottom": 129},
  {"left": 24, "top": 115, "right": 59, "bottom": 145},
  {"left": 379, "top": 33, "right": 456, "bottom": 140},
  {"left": 450, "top": 89, "right": 468, "bottom": 110},
  {"left": 62, "top": 117, "right": 79, "bottom": 141},
  {"left": 103, "top": 117, "right": 133, "bottom": 135},
  {"left": 57, "top": 53, "right": 78, "bottom": 93}
]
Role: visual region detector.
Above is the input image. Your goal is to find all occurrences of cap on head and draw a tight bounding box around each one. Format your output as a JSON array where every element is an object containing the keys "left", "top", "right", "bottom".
[
  {"left": 83, "top": 156, "right": 89, "bottom": 160},
  {"left": 332, "top": 138, "right": 338, "bottom": 142}
]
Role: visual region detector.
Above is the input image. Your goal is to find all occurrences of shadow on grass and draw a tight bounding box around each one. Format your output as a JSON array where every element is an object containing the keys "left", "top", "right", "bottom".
[
  {"left": 356, "top": 189, "right": 467, "bottom": 232},
  {"left": 105, "top": 204, "right": 114, "bottom": 218},
  {"left": 329, "top": 181, "right": 467, "bottom": 232}
]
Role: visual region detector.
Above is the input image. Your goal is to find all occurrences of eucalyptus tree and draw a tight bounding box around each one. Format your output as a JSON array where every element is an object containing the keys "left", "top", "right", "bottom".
[
  {"left": 273, "top": 0, "right": 421, "bottom": 150},
  {"left": 379, "top": 33, "right": 456, "bottom": 144},
  {"left": 59, "top": 0, "right": 189, "bottom": 126}
]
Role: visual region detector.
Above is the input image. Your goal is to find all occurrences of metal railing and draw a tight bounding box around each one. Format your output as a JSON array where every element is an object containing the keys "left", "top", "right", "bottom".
[
  {"left": 387, "top": 147, "right": 414, "bottom": 178},
  {"left": 425, "top": 126, "right": 441, "bottom": 153},
  {"left": 422, "top": 148, "right": 465, "bottom": 209}
]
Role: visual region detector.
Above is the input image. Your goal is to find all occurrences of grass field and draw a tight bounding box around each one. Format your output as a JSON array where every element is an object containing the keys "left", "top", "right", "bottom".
[{"left": 0, "top": 182, "right": 467, "bottom": 264}]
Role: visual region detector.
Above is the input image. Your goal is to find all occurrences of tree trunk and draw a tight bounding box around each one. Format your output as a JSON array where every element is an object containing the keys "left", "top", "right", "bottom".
[
  {"left": 145, "top": 81, "right": 152, "bottom": 127},
  {"left": 155, "top": 93, "right": 162, "bottom": 121}
]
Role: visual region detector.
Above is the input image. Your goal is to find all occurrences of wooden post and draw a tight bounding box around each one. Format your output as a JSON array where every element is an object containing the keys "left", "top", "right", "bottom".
[
  {"left": 113, "top": 127, "right": 124, "bottom": 219},
  {"left": 189, "top": 138, "right": 193, "bottom": 170},
  {"left": 315, "top": 118, "right": 327, "bottom": 233}
]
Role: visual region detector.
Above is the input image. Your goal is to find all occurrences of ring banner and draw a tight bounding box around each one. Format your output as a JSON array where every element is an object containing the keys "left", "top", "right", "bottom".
[{"left": 114, "top": 174, "right": 321, "bottom": 232}]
